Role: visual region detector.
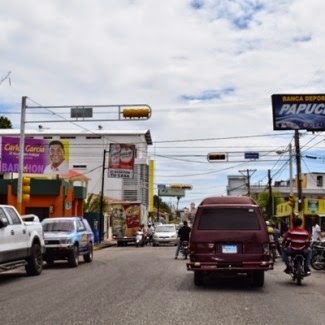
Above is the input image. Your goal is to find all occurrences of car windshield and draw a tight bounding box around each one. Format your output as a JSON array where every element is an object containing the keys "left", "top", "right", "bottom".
[
  {"left": 43, "top": 221, "right": 75, "bottom": 232},
  {"left": 156, "top": 225, "right": 176, "bottom": 232},
  {"left": 198, "top": 208, "right": 260, "bottom": 230}
]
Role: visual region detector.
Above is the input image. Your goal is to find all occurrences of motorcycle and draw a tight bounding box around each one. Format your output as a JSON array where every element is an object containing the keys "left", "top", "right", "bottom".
[
  {"left": 135, "top": 230, "right": 145, "bottom": 247},
  {"left": 180, "top": 241, "right": 189, "bottom": 260},
  {"left": 287, "top": 253, "right": 310, "bottom": 285},
  {"left": 311, "top": 241, "right": 325, "bottom": 271}
]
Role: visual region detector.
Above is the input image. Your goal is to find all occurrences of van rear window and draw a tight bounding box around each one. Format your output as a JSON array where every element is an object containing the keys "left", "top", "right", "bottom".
[{"left": 198, "top": 208, "right": 260, "bottom": 230}]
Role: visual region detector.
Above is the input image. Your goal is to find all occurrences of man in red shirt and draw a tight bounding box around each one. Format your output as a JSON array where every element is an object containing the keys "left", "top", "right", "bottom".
[{"left": 282, "top": 218, "right": 312, "bottom": 274}]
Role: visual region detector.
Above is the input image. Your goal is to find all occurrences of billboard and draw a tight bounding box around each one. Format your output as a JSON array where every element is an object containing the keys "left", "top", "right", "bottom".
[
  {"left": 108, "top": 143, "right": 135, "bottom": 178},
  {"left": 0, "top": 137, "right": 70, "bottom": 175},
  {"left": 272, "top": 94, "right": 325, "bottom": 131}
]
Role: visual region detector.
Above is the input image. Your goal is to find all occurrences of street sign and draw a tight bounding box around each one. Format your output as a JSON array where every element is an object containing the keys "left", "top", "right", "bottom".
[
  {"left": 157, "top": 184, "right": 166, "bottom": 189},
  {"left": 244, "top": 152, "right": 259, "bottom": 159},
  {"left": 158, "top": 188, "right": 185, "bottom": 197}
]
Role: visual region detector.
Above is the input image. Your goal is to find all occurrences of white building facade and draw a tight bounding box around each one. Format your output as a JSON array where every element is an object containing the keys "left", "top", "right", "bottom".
[{"left": 0, "top": 128, "right": 152, "bottom": 207}]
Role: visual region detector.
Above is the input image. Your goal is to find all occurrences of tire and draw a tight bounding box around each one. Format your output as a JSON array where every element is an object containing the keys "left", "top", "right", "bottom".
[
  {"left": 25, "top": 243, "right": 43, "bottom": 276},
  {"left": 83, "top": 244, "right": 93, "bottom": 263},
  {"left": 68, "top": 245, "right": 79, "bottom": 267},
  {"left": 295, "top": 261, "right": 303, "bottom": 285},
  {"left": 194, "top": 271, "right": 204, "bottom": 286},
  {"left": 251, "top": 271, "right": 264, "bottom": 287},
  {"left": 311, "top": 253, "right": 325, "bottom": 270}
]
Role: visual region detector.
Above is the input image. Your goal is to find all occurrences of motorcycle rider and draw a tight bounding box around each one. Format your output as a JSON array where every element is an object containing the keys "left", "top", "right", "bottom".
[
  {"left": 147, "top": 224, "right": 155, "bottom": 245},
  {"left": 282, "top": 217, "right": 312, "bottom": 274},
  {"left": 174, "top": 220, "right": 191, "bottom": 259}
]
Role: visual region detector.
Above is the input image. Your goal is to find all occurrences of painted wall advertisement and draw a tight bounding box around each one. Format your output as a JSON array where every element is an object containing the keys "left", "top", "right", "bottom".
[
  {"left": 272, "top": 94, "right": 325, "bottom": 131},
  {"left": 0, "top": 136, "right": 70, "bottom": 175},
  {"left": 108, "top": 143, "right": 135, "bottom": 178},
  {"left": 111, "top": 203, "right": 141, "bottom": 237}
]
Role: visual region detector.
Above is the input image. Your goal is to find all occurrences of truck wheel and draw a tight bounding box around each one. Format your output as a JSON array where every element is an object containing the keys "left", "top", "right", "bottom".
[
  {"left": 68, "top": 245, "right": 79, "bottom": 267},
  {"left": 194, "top": 271, "right": 204, "bottom": 286},
  {"left": 84, "top": 244, "right": 93, "bottom": 263},
  {"left": 25, "top": 243, "right": 43, "bottom": 276},
  {"left": 251, "top": 271, "right": 264, "bottom": 287}
]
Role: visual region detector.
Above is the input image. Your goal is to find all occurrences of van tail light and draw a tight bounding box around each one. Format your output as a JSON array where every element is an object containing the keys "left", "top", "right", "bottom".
[{"left": 190, "top": 242, "right": 215, "bottom": 252}]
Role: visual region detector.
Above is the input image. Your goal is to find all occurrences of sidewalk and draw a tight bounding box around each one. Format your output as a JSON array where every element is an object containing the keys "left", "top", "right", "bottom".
[{"left": 94, "top": 239, "right": 117, "bottom": 250}]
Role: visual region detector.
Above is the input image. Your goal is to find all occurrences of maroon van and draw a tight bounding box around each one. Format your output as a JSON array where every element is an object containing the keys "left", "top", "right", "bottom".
[{"left": 187, "top": 196, "right": 273, "bottom": 286}]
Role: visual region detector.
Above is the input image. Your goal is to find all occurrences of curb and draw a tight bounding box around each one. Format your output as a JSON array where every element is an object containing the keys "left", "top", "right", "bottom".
[{"left": 94, "top": 240, "right": 117, "bottom": 250}]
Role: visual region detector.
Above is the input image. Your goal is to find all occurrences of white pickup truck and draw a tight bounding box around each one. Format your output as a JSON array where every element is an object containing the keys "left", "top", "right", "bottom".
[{"left": 0, "top": 205, "right": 45, "bottom": 275}]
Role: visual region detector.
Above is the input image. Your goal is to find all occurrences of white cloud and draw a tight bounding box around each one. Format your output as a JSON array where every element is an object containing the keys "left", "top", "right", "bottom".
[{"left": 1, "top": 0, "right": 325, "bottom": 207}]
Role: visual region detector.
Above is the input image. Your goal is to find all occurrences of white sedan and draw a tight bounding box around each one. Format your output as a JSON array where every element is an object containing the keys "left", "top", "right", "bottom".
[{"left": 153, "top": 224, "right": 178, "bottom": 246}]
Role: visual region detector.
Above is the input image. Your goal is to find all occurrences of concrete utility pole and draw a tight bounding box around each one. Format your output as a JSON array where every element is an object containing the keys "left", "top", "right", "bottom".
[
  {"left": 294, "top": 130, "right": 303, "bottom": 216},
  {"left": 268, "top": 169, "right": 272, "bottom": 218},
  {"left": 239, "top": 169, "right": 256, "bottom": 197}
]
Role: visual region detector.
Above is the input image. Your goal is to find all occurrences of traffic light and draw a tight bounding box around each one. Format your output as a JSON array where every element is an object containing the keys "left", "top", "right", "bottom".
[
  {"left": 170, "top": 184, "right": 192, "bottom": 190},
  {"left": 288, "top": 194, "right": 295, "bottom": 208},
  {"left": 122, "top": 106, "right": 151, "bottom": 119},
  {"left": 22, "top": 177, "right": 31, "bottom": 202},
  {"left": 207, "top": 153, "right": 227, "bottom": 161}
]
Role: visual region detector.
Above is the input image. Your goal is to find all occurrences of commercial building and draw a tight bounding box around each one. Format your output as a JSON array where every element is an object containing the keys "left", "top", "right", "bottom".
[{"left": 0, "top": 128, "right": 153, "bottom": 219}]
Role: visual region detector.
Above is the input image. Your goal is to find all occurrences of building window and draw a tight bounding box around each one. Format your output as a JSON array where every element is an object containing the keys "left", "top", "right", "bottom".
[
  {"left": 317, "top": 176, "right": 323, "bottom": 187},
  {"left": 73, "top": 164, "right": 87, "bottom": 169},
  {"left": 86, "top": 136, "right": 102, "bottom": 139}
]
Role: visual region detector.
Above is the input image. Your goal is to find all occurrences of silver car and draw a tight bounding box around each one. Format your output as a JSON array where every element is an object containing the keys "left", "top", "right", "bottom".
[{"left": 153, "top": 224, "right": 178, "bottom": 246}]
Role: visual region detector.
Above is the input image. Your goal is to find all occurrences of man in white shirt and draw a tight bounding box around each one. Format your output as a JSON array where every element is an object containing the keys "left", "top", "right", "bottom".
[
  {"left": 43, "top": 140, "right": 69, "bottom": 175},
  {"left": 311, "top": 219, "right": 321, "bottom": 242}
]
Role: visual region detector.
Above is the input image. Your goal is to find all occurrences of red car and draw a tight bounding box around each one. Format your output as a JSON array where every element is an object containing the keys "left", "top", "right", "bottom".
[{"left": 187, "top": 196, "right": 273, "bottom": 287}]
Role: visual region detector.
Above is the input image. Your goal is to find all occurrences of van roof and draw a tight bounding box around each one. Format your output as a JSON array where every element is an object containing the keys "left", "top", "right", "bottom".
[{"left": 199, "top": 196, "right": 257, "bottom": 206}]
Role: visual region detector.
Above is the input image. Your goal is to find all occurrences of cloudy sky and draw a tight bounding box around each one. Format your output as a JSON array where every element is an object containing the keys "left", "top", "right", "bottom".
[{"left": 1, "top": 0, "right": 325, "bottom": 208}]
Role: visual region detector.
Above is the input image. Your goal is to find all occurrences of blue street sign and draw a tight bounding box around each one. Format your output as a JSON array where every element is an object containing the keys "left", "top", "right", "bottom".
[{"left": 244, "top": 152, "right": 259, "bottom": 159}]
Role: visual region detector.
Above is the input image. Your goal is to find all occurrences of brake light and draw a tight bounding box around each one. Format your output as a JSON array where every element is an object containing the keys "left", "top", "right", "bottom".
[{"left": 190, "top": 242, "right": 215, "bottom": 251}]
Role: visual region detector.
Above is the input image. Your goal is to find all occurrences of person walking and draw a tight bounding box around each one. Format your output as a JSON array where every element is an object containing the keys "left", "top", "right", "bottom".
[{"left": 311, "top": 219, "right": 321, "bottom": 242}]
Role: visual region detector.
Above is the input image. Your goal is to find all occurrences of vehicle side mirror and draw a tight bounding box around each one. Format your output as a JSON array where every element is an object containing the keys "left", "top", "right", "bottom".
[{"left": 0, "top": 218, "right": 8, "bottom": 228}]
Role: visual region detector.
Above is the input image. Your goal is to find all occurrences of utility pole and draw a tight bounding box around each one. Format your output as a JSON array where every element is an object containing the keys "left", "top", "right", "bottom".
[
  {"left": 294, "top": 130, "right": 303, "bottom": 216},
  {"left": 268, "top": 169, "right": 272, "bottom": 218},
  {"left": 239, "top": 169, "right": 256, "bottom": 197},
  {"left": 288, "top": 143, "right": 293, "bottom": 194}
]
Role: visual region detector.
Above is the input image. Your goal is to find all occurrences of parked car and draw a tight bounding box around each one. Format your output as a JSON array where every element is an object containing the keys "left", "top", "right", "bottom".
[
  {"left": 153, "top": 224, "right": 178, "bottom": 246},
  {"left": 42, "top": 217, "right": 94, "bottom": 267},
  {"left": 187, "top": 196, "right": 273, "bottom": 287},
  {"left": 0, "top": 207, "right": 45, "bottom": 276}
]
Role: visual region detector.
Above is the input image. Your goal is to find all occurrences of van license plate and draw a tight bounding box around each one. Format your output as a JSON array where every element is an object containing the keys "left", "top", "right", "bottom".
[{"left": 222, "top": 245, "right": 237, "bottom": 254}]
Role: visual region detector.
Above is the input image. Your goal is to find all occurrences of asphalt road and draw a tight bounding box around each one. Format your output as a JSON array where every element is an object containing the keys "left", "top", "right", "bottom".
[{"left": 1, "top": 245, "right": 324, "bottom": 325}]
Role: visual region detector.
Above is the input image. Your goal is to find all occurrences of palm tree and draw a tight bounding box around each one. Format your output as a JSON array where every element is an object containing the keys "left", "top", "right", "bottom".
[{"left": 84, "top": 193, "right": 110, "bottom": 213}]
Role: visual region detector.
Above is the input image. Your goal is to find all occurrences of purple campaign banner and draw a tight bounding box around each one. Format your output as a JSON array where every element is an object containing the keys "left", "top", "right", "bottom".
[{"left": 0, "top": 137, "right": 48, "bottom": 173}]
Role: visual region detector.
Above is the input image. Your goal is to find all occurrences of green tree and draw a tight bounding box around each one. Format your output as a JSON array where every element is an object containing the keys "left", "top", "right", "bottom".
[
  {"left": 153, "top": 195, "right": 172, "bottom": 221},
  {"left": 84, "top": 193, "right": 110, "bottom": 213},
  {"left": 0, "top": 116, "right": 12, "bottom": 129},
  {"left": 257, "top": 191, "right": 284, "bottom": 221}
]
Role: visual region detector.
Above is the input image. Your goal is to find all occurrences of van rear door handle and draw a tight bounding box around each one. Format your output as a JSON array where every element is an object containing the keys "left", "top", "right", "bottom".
[{"left": 11, "top": 230, "right": 15, "bottom": 235}]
